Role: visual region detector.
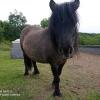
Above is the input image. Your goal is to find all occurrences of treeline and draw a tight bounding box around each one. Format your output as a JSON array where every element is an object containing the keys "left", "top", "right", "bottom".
[
  {"left": 0, "top": 10, "right": 27, "bottom": 42},
  {"left": 0, "top": 16, "right": 100, "bottom": 45},
  {"left": 79, "top": 33, "right": 100, "bottom": 45}
]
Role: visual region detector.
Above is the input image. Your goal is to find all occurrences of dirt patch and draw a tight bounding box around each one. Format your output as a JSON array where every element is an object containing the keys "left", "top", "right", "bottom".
[{"left": 61, "top": 52, "right": 100, "bottom": 98}]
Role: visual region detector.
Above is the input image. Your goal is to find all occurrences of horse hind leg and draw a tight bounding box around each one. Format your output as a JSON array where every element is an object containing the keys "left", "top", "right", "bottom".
[
  {"left": 32, "top": 61, "right": 40, "bottom": 75},
  {"left": 58, "top": 62, "right": 65, "bottom": 76},
  {"left": 23, "top": 53, "right": 32, "bottom": 76}
]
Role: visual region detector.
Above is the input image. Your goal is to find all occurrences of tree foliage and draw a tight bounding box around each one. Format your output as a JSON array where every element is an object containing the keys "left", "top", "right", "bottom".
[
  {"left": 9, "top": 10, "right": 27, "bottom": 27},
  {"left": 79, "top": 33, "right": 100, "bottom": 45},
  {"left": 0, "top": 21, "right": 4, "bottom": 42},
  {"left": 40, "top": 18, "right": 48, "bottom": 28},
  {"left": 0, "top": 10, "right": 27, "bottom": 42}
]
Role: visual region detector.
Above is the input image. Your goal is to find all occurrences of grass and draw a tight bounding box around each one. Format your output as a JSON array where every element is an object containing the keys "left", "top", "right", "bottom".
[{"left": 0, "top": 44, "right": 100, "bottom": 100}]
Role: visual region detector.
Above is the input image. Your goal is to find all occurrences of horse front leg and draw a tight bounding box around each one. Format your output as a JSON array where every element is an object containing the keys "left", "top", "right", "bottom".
[
  {"left": 51, "top": 64, "right": 62, "bottom": 97},
  {"left": 52, "top": 62, "right": 65, "bottom": 85},
  {"left": 58, "top": 62, "right": 65, "bottom": 76}
]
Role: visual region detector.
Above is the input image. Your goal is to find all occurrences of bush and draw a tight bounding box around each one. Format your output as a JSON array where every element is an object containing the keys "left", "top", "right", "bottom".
[
  {"left": 40, "top": 18, "right": 48, "bottom": 28},
  {"left": 79, "top": 33, "right": 100, "bottom": 45}
]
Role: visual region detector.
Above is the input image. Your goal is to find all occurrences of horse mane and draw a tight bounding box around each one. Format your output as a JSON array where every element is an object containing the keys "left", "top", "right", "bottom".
[{"left": 48, "top": 2, "right": 79, "bottom": 54}]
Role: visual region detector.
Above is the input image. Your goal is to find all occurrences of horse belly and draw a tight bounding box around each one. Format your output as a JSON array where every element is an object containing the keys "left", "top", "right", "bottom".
[
  {"left": 23, "top": 41, "right": 49, "bottom": 63},
  {"left": 31, "top": 50, "right": 49, "bottom": 63}
]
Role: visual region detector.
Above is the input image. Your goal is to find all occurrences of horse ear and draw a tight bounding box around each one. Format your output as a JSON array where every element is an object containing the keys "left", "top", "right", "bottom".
[
  {"left": 71, "top": 0, "right": 80, "bottom": 11},
  {"left": 49, "top": 0, "right": 56, "bottom": 11}
]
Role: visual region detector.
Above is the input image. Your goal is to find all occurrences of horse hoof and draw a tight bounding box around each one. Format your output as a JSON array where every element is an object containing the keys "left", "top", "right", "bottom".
[
  {"left": 33, "top": 71, "right": 40, "bottom": 75},
  {"left": 24, "top": 73, "right": 29, "bottom": 76},
  {"left": 53, "top": 91, "right": 62, "bottom": 97},
  {"left": 55, "top": 96, "right": 62, "bottom": 100}
]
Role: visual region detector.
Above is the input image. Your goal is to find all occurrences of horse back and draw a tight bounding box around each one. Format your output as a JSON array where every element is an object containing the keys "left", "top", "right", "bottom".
[{"left": 20, "top": 25, "right": 42, "bottom": 48}]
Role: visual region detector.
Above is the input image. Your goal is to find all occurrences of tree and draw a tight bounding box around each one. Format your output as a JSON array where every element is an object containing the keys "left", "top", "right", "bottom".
[
  {"left": 6, "top": 10, "right": 27, "bottom": 41},
  {"left": 3, "top": 21, "right": 14, "bottom": 40},
  {"left": 40, "top": 18, "right": 48, "bottom": 28},
  {"left": 0, "top": 10, "right": 27, "bottom": 41},
  {"left": 9, "top": 9, "right": 27, "bottom": 27}
]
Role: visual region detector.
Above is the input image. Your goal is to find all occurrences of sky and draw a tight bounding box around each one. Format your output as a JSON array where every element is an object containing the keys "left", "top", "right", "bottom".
[{"left": 0, "top": 0, "right": 100, "bottom": 33}]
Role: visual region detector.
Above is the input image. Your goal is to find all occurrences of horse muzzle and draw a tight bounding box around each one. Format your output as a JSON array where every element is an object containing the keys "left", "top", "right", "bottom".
[{"left": 62, "top": 46, "right": 74, "bottom": 59}]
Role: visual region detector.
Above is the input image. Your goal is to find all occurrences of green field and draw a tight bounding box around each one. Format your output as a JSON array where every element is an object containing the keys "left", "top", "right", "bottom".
[{"left": 0, "top": 44, "right": 100, "bottom": 100}]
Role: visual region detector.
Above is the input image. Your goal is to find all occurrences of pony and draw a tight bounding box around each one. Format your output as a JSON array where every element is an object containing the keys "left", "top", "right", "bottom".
[{"left": 20, "top": 0, "right": 80, "bottom": 97}]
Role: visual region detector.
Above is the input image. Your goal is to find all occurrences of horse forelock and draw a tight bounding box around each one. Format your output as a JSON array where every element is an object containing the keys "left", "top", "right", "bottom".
[{"left": 48, "top": 2, "right": 79, "bottom": 55}]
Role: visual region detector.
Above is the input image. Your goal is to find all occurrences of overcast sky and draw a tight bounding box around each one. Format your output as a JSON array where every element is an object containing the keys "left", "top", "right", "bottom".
[{"left": 0, "top": 0, "right": 100, "bottom": 33}]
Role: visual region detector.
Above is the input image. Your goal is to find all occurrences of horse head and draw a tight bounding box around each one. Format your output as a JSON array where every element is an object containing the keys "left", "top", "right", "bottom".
[{"left": 49, "top": 0, "right": 80, "bottom": 57}]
